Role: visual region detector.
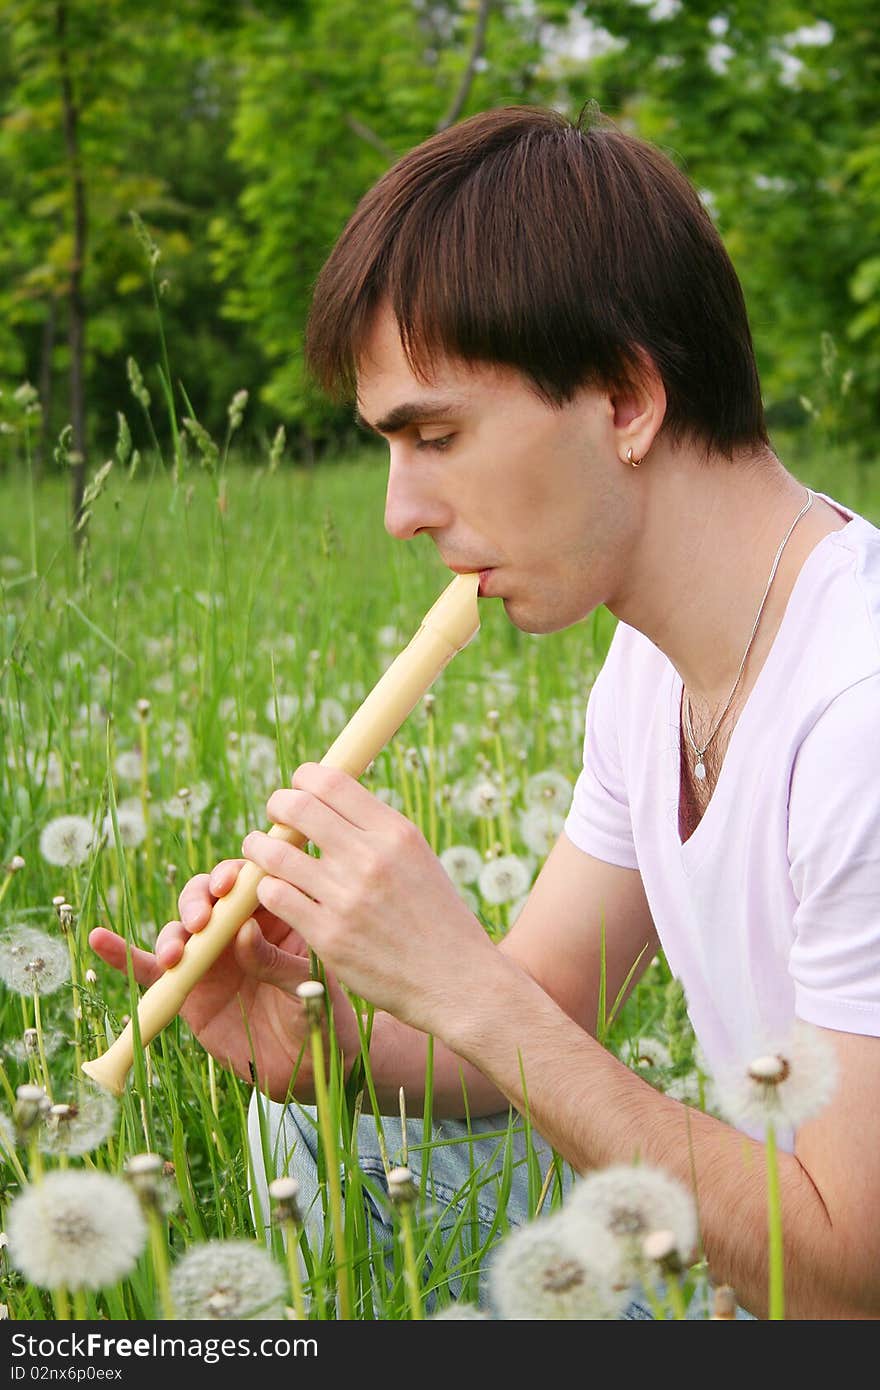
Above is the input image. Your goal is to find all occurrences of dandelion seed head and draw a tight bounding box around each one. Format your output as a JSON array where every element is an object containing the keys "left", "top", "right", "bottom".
[
  {"left": 717, "top": 1021, "right": 838, "bottom": 1134},
  {"left": 429, "top": 1303, "right": 490, "bottom": 1319},
  {"left": 478, "top": 853, "right": 531, "bottom": 905},
  {"left": 524, "top": 769, "right": 572, "bottom": 811},
  {"left": 170, "top": 1240, "right": 286, "bottom": 1319},
  {"left": 8, "top": 855, "right": 25, "bottom": 873},
  {"left": 103, "top": 798, "right": 147, "bottom": 849},
  {"left": 488, "top": 1214, "right": 625, "bottom": 1319},
  {"left": 0, "top": 926, "right": 70, "bottom": 996},
  {"left": 6, "top": 1171, "right": 146, "bottom": 1291},
  {"left": 39, "top": 814, "right": 96, "bottom": 867},
  {"left": 439, "top": 844, "right": 482, "bottom": 887},
  {"left": 464, "top": 777, "right": 503, "bottom": 819},
  {"left": 269, "top": 1177, "right": 302, "bottom": 1225},
  {"left": 518, "top": 805, "right": 564, "bottom": 857},
  {"left": 565, "top": 1163, "right": 698, "bottom": 1286},
  {"left": 317, "top": 697, "right": 346, "bottom": 737},
  {"left": 38, "top": 1086, "right": 117, "bottom": 1156},
  {"left": 5, "top": 1023, "right": 65, "bottom": 1065},
  {"left": 162, "top": 781, "right": 210, "bottom": 823},
  {"left": 387, "top": 1166, "right": 418, "bottom": 1207},
  {"left": 114, "top": 749, "right": 144, "bottom": 781},
  {"left": 125, "top": 1152, "right": 178, "bottom": 1214}
]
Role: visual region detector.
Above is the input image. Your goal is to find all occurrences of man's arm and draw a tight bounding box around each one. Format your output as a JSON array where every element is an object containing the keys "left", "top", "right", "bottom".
[
  {"left": 366, "top": 833, "right": 659, "bottom": 1114},
  {"left": 442, "top": 950, "right": 880, "bottom": 1319}
]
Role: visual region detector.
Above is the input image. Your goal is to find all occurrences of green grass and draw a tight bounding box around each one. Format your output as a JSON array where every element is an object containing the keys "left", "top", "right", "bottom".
[{"left": 0, "top": 437, "right": 876, "bottom": 1321}]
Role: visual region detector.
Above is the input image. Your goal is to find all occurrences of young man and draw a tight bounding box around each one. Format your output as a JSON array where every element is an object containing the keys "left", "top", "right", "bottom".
[{"left": 90, "top": 106, "right": 880, "bottom": 1318}]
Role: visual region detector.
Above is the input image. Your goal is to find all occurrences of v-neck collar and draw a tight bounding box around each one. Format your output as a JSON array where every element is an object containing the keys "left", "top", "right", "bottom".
[{"left": 669, "top": 491, "right": 857, "bottom": 870}]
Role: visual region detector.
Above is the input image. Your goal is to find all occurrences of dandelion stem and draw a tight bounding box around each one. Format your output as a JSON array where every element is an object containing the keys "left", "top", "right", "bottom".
[
  {"left": 426, "top": 711, "right": 438, "bottom": 851},
  {"left": 307, "top": 1018, "right": 351, "bottom": 1320},
  {"left": 32, "top": 991, "right": 53, "bottom": 1100},
  {"left": 54, "top": 1287, "right": 70, "bottom": 1321},
  {"left": 399, "top": 1204, "right": 423, "bottom": 1320},
  {"left": 492, "top": 731, "right": 513, "bottom": 855},
  {"left": 0, "top": 867, "right": 14, "bottom": 907},
  {"left": 148, "top": 1210, "right": 175, "bottom": 1320},
  {"left": 284, "top": 1217, "right": 308, "bottom": 1321},
  {"left": 72, "top": 1289, "right": 88, "bottom": 1322},
  {"left": 766, "top": 1122, "right": 785, "bottom": 1319}
]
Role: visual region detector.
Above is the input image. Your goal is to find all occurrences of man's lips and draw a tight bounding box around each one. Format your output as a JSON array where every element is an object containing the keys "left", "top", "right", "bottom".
[{"left": 444, "top": 563, "right": 497, "bottom": 597}]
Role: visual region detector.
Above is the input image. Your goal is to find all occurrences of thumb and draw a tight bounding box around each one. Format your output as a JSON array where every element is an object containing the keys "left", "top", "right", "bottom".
[{"left": 234, "top": 918, "right": 311, "bottom": 995}]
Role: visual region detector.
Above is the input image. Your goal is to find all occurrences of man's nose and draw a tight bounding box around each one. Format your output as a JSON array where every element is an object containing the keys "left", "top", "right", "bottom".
[{"left": 383, "top": 452, "right": 450, "bottom": 540}]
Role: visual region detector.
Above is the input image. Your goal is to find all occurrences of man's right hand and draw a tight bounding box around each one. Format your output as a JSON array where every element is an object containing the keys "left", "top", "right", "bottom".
[{"left": 88, "top": 858, "right": 360, "bottom": 1101}]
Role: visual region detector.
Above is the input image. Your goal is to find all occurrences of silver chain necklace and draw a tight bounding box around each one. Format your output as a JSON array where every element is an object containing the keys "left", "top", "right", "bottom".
[{"left": 682, "top": 488, "right": 814, "bottom": 782}]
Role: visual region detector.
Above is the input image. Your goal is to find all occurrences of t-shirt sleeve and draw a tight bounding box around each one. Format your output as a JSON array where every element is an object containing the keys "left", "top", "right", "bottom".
[
  {"left": 788, "top": 671, "right": 880, "bottom": 1035},
  {"left": 563, "top": 629, "right": 639, "bottom": 870}
]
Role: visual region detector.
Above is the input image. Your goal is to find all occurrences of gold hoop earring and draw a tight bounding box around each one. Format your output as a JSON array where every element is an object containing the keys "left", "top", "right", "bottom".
[{"left": 626, "top": 447, "right": 641, "bottom": 468}]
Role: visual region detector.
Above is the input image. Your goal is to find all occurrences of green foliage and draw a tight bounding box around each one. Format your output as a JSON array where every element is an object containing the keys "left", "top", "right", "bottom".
[{"left": 1, "top": 0, "right": 878, "bottom": 469}]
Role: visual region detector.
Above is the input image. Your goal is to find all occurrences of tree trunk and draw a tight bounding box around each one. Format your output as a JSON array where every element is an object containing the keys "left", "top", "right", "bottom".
[
  {"left": 36, "top": 296, "right": 57, "bottom": 483},
  {"left": 56, "top": 0, "right": 88, "bottom": 539}
]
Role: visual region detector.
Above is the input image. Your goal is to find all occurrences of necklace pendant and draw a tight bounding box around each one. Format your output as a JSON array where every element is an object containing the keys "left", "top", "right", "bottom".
[{"left": 694, "top": 759, "right": 707, "bottom": 781}]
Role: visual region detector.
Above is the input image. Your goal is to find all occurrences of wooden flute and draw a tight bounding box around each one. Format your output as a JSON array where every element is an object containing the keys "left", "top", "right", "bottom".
[{"left": 82, "top": 571, "right": 481, "bottom": 1095}]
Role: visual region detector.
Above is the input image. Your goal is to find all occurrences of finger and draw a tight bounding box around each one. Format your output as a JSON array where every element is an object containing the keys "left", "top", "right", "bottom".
[
  {"left": 177, "top": 872, "right": 220, "bottom": 930},
  {"left": 88, "top": 927, "right": 162, "bottom": 989},
  {"left": 234, "top": 917, "right": 313, "bottom": 995},
  {"left": 154, "top": 922, "right": 189, "bottom": 969},
  {"left": 207, "top": 858, "right": 244, "bottom": 899},
  {"left": 291, "top": 762, "right": 392, "bottom": 831},
  {"left": 265, "top": 787, "right": 352, "bottom": 856},
  {"left": 242, "top": 830, "right": 324, "bottom": 901}
]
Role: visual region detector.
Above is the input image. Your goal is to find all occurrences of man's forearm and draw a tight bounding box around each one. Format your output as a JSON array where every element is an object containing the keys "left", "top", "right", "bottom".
[
  {"left": 439, "top": 951, "right": 868, "bottom": 1320},
  {"left": 361, "top": 1008, "right": 513, "bottom": 1117}
]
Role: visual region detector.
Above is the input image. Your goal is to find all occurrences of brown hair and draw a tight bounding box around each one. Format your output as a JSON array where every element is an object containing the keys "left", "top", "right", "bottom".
[{"left": 305, "top": 104, "right": 768, "bottom": 458}]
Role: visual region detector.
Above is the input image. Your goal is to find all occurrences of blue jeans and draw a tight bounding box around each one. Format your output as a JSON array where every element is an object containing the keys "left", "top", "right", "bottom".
[{"left": 246, "top": 1090, "right": 754, "bottom": 1319}]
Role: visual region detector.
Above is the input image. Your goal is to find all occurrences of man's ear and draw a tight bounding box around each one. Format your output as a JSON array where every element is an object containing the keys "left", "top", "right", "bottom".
[{"left": 611, "top": 351, "right": 666, "bottom": 463}]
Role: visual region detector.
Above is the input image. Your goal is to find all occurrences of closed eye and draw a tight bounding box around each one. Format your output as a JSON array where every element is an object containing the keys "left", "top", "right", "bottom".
[{"left": 416, "top": 434, "right": 455, "bottom": 452}]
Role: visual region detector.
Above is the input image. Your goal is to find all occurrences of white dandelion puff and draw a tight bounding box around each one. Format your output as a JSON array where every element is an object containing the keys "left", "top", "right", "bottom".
[
  {"left": 373, "top": 786, "right": 404, "bottom": 812},
  {"left": 263, "top": 693, "right": 302, "bottom": 725},
  {"left": 488, "top": 1212, "right": 626, "bottom": 1319},
  {"left": 565, "top": 1163, "right": 698, "bottom": 1288},
  {"left": 0, "top": 926, "right": 70, "bottom": 996},
  {"left": 508, "top": 892, "right": 529, "bottom": 924},
  {"left": 162, "top": 781, "right": 211, "bottom": 822},
  {"left": 429, "top": 1302, "right": 490, "bottom": 1319},
  {"left": 464, "top": 778, "right": 505, "bottom": 819},
  {"left": 238, "top": 733, "right": 280, "bottom": 791},
  {"left": 113, "top": 749, "right": 144, "bottom": 781},
  {"left": 317, "top": 697, "right": 347, "bottom": 737},
  {"left": 170, "top": 1240, "right": 286, "bottom": 1320},
  {"left": 39, "top": 814, "right": 96, "bottom": 867},
  {"left": 5, "top": 1024, "right": 65, "bottom": 1064},
  {"left": 716, "top": 1021, "right": 838, "bottom": 1134},
  {"left": 102, "top": 798, "right": 147, "bottom": 849},
  {"left": 623, "top": 1037, "right": 673, "bottom": 1075},
  {"left": 518, "top": 805, "right": 565, "bottom": 857},
  {"left": 523, "top": 769, "right": 572, "bottom": 812},
  {"left": 6, "top": 1171, "right": 146, "bottom": 1291},
  {"left": 38, "top": 1086, "right": 118, "bottom": 1157},
  {"left": 478, "top": 854, "right": 532, "bottom": 905},
  {"left": 439, "top": 844, "right": 483, "bottom": 888}
]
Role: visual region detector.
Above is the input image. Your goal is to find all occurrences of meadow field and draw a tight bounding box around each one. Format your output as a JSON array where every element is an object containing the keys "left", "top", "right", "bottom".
[{"left": 0, "top": 438, "right": 875, "bottom": 1322}]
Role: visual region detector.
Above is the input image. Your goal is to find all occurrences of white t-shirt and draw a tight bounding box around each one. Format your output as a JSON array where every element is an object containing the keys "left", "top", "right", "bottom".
[{"left": 563, "top": 491, "right": 880, "bottom": 1142}]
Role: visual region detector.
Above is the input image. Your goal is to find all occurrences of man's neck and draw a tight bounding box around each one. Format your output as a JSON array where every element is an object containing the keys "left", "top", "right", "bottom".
[{"left": 607, "top": 444, "right": 845, "bottom": 711}]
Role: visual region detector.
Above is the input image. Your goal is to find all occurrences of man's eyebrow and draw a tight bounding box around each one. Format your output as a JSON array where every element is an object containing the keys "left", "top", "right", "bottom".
[{"left": 354, "top": 397, "right": 467, "bottom": 436}]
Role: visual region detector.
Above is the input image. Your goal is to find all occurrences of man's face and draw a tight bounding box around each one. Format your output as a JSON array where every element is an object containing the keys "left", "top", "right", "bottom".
[{"left": 356, "top": 303, "right": 632, "bottom": 634}]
